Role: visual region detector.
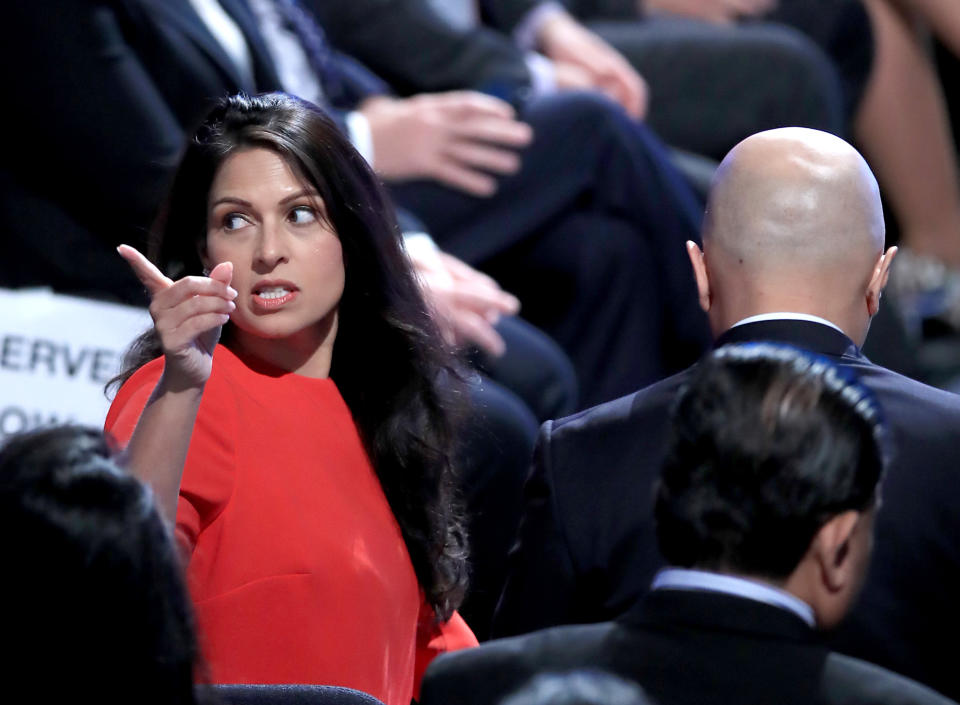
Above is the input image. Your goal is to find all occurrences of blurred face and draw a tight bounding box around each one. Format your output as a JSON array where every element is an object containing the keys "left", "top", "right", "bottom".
[{"left": 204, "top": 148, "right": 345, "bottom": 350}]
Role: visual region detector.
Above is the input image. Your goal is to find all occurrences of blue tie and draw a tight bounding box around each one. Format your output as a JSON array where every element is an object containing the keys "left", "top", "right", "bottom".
[{"left": 270, "top": 0, "right": 347, "bottom": 105}]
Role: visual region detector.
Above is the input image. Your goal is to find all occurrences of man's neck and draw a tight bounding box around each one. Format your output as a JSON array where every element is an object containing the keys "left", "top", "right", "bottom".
[{"left": 729, "top": 312, "right": 845, "bottom": 334}]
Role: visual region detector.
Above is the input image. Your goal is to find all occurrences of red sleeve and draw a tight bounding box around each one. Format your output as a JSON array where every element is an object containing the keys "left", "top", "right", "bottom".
[
  {"left": 104, "top": 354, "right": 236, "bottom": 556},
  {"left": 413, "top": 599, "right": 479, "bottom": 699}
]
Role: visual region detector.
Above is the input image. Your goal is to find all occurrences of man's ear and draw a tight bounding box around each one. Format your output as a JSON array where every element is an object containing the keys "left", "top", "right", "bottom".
[
  {"left": 866, "top": 246, "right": 898, "bottom": 317},
  {"left": 812, "top": 510, "right": 861, "bottom": 592},
  {"left": 686, "top": 241, "right": 711, "bottom": 313}
]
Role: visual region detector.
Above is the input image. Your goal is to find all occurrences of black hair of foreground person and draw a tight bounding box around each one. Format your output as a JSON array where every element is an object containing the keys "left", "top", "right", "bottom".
[
  {"left": 500, "top": 671, "right": 656, "bottom": 705},
  {"left": 655, "top": 342, "right": 886, "bottom": 581},
  {"left": 112, "top": 92, "right": 468, "bottom": 619},
  {"left": 0, "top": 425, "right": 200, "bottom": 705}
]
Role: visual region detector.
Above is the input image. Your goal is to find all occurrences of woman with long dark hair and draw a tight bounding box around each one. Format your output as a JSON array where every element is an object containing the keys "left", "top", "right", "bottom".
[{"left": 106, "top": 92, "right": 475, "bottom": 703}]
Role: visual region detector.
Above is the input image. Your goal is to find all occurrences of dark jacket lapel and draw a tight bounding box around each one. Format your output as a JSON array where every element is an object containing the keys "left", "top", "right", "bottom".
[
  {"left": 220, "top": 0, "right": 284, "bottom": 90},
  {"left": 142, "top": 0, "right": 263, "bottom": 91}
]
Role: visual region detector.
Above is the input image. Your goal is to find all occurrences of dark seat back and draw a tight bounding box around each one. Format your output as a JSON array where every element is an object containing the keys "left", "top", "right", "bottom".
[{"left": 205, "top": 684, "right": 387, "bottom": 705}]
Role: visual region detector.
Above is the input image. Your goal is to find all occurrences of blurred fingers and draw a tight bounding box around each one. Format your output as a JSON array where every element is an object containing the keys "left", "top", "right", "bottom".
[
  {"left": 449, "top": 282, "right": 520, "bottom": 316},
  {"left": 431, "top": 160, "right": 499, "bottom": 197},
  {"left": 453, "top": 116, "right": 533, "bottom": 148},
  {"left": 446, "top": 141, "right": 522, "bottom": 175},
  {"left": 451, "top": 310, "right": 507, "bottom": 357},
  {"left": 441, "top": 91, "right": 517, "bottom": 120}
]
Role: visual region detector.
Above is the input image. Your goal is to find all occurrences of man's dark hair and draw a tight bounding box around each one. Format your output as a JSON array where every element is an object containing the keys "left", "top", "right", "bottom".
[
  {"left": 500, "top": 671, "right": 656, "bottom": 705},
  {"left": 654, "top": 343, "right": 886, "bottom": 579},
  {"left": 0, "top": 425, "right": 200, "bottom": 704}
]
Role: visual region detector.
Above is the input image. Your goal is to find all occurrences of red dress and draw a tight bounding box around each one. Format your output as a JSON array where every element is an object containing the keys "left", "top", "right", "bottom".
[{"left": 105, "top": 345, "right": 476, "bottom": 704}]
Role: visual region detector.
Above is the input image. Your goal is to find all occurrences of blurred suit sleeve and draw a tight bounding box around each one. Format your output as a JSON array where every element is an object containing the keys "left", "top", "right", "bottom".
[{"left": 302, "top": 0, "right": 535, "bottom": 105}]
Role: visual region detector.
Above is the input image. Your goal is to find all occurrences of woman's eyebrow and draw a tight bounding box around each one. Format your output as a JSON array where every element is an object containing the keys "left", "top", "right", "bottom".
[
  {"left": 210, "top": 196, "right": 253, "bottom": 208},
  {"left": 279, "top": 189, "right": 321, "bottom": 205}
]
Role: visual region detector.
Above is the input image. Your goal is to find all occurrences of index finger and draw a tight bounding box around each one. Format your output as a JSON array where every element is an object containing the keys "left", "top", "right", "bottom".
[{"left": 117, "top": 244, "right": 174, "bottom": 296}]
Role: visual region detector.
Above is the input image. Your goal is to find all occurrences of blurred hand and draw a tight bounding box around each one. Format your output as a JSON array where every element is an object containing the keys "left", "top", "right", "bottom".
[
  {"left": 537, "top": 12, "right": 648, "bottom": 119},
  {"left": 118, "top": 244, "right": 236, "bottom": 390},
  {"left": 643, "top": 0, "right": 776, "bottom": 24},
  {"left": 360, "top": 91, "right": 533, "bottom": 197},
  {"left": 409, "top": 246, "right": 520, "bottom": 357},
  {"left": 553, "top": 61, "right": 595, "bottom": 91}
]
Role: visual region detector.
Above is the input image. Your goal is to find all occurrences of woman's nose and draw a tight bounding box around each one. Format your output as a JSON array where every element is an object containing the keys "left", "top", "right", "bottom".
[{"left": 254, "top": 223, "right": 288, "bottom": 269}]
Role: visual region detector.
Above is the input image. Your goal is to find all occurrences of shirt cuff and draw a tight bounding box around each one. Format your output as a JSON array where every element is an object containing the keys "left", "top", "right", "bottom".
[
  {"left": 524, "top": 52, "right": 557, "bottom": 96},
  {"left": 401, "top": 232, "right": 439, "bottom": 257},
  {"left": 513, "top": 1, "right": 567, "bottom": 51},
  {"left": 345, "top": 111, "right": 375, "bottom": 166}
]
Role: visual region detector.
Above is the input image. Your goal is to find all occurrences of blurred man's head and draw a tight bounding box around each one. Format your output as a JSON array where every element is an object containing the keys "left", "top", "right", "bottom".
[
  {"left": 687, "top": 127, "right": 896, "bottom": 346},
  {"left": 654, "top": 344, "right": 886, "bottom": 629},
  {"left": 0, "top": 426, "right": 199, "bottom": 704}
]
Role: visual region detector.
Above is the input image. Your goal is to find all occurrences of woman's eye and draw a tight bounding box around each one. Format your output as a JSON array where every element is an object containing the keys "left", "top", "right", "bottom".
[
  {"left": 223, "top": 214, "right": 249, "bottom": 231},
  {"left": 289, "top": 206, "right": 317, "bottom": 225}
]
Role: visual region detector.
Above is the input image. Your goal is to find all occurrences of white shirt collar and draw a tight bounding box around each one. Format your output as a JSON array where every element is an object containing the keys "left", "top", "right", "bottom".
[
  {"left": 651, "top": 568, "right": 816, "bottom": 628},
  {"left": 731, "top": 312, "right": 845, "bottom": 334}
]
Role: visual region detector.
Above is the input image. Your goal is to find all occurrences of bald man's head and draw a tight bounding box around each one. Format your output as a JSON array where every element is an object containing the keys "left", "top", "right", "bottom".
[{"left": 692, "top": 128, "right": 892, "bottom": 343}]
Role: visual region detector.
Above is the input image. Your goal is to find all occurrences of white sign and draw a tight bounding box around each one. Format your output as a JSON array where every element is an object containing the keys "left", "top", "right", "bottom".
[{"left": 0, "top": 288, "right": 152, "bottom": 440}]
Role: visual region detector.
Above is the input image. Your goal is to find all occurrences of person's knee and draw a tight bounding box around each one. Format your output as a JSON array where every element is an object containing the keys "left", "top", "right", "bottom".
[
  {"left": 522, "top": 91, "right": 637, "bottom": 148},
  {"left": 483, "top": 316, "right": 579, "bottom": 420}
]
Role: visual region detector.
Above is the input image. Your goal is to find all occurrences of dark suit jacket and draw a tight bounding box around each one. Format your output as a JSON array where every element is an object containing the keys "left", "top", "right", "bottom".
[
  {"left": 1, "top": 0, "right": 385, "bottom": 300},
  {"left": 427, "top": 589, "right": 956, "bottom": 705},
  {"left": 305, "top": 0, "right": 535, "bottom": 105},
  {"left": 493, "top": 319, "right": 960, "bottom": 700},
  {"left": 2, "top": 0, "right": 273, "bottom": 299}
]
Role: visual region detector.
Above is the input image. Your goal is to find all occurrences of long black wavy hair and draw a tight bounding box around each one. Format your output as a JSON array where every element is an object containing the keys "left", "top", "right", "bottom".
[{"left": 113, "top": 92, "right": 468, "bottom": 619}]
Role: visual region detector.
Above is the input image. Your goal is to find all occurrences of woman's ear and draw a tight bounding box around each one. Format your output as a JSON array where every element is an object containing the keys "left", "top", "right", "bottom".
[{"left": 199, "top": 244, "right": 211, "bottom": 273}]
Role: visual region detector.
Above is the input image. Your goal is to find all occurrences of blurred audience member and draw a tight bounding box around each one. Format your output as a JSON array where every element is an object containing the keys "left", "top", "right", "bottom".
[
  {"left": 3, "top": 0, "right": 711, "bottom": 410},
  {"left": 495, "top": 128, "right": 960, "bottom": 699},
  {"left": 423, "top": 344, "right": 956, "bottom": 705},
  {"left": 0, "top": 426, "right": 201, "bottom": 705},
  {"left": 559, "top": 0, "right": 960, "bottom": 328}
]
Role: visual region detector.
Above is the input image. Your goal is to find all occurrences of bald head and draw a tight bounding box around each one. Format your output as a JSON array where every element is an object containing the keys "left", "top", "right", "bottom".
[{"left": 693, "top": 128, "right": 892, "bottom": 343}]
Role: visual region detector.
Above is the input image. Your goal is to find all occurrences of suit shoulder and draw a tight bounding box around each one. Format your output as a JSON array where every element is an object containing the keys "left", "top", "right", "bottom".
[
  {"left": 547, "top": 370, "right": 688, "bottom": 440},
  {"left": 422, "top": 624, "right": 619, "bottom": 705},
  {"left": 823, "top": 652, "right": 958, "bottom": 705},
  {"left": 858, "top": 363, "right": 960, "bottom": 416}
]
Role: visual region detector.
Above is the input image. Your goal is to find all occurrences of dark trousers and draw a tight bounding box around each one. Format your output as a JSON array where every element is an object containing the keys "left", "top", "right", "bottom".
[
  {"left": 391, "top": 91, "right": 711, "bottom": 407},
  {"left": 590, "top": 18, "right": 846, "bottom": 160},
  {"left": 583, "top": 0, "right": 872, "bottom": 160},
  {"left": 457, "top": 372, "right": 538, "bottom": 639}
]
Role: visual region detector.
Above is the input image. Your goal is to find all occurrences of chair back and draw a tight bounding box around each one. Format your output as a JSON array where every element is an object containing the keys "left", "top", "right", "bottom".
[{"left": 206, "top": 684, "right": 387, "bottom": 705}]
